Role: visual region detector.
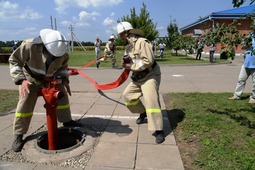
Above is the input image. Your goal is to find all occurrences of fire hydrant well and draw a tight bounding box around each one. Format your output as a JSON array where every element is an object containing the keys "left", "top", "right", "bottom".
[{"left": 36, "top": 127, "right": 86, "bottom": 154}]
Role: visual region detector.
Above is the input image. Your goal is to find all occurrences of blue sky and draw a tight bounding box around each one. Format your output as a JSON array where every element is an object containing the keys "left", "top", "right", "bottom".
[{"left": 0, "top": 0, "right": 251, "bottom": 43}]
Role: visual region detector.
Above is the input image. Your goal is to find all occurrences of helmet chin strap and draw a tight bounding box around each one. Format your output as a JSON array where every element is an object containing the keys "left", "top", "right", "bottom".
[
  {"left": 120, "top": 22, "right": 126, "bottom": 32},
  {"left": 120, "top": 22, "right": 130, "bottom": 35}
]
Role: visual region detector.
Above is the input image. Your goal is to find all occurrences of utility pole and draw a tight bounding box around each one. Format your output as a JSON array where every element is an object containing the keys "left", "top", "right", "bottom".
[
  {"left": 69, "top": 25, "right": 74, "bottom": 52},
  {"left": 54, "top": 17, "right": 57, "bottom": 30},
  {"left": 50, "top": 16, "right": 53, "bottom": 29},
  {"left": 50, "top": 16, "right": 57, "bottom": 30}
]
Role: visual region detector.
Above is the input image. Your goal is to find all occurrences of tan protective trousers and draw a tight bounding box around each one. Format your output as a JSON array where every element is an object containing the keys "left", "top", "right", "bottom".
[
  {"left": 123, "top": 66, "right": 163, "bottom": 131},
  {"left": 13, "top": 83, "right": 72, "bottom": 135}
]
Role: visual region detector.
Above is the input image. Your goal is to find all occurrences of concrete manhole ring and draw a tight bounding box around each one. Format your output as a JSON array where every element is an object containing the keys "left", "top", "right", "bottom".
[{"left": 21, "top": 127, "right": 98, "bottom": 163}]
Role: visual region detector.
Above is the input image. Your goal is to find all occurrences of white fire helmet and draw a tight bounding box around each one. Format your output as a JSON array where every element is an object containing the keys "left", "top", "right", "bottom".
[
  {"left": 40, "top": 29, "right": 69, "bottom": 57},
  {"left": 116, "top": 22, "right": 133, "bottom": 34},
  {"left": 109, "top": 35, "right": 115, "bottom": 40},
  {"left": 110, "top": 35, "right": 115, "bottom": 39}
]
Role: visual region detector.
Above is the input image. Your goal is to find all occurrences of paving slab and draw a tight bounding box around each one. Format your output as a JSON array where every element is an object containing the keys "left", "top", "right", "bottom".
[
  {"left": 33, "top": 164, "right": 83, "bottom": 170},
  {"left": 100, "top": 125, "right": 138, "bottom": 143},
  {"left": 87, "top": 142, "right": 136, "bottom": 169},
  {"left": 0, "top": 161, "right": 37, "bottom": 170},
  {"left": 136, "top": 144, "right": 184, "bottom": 170}
]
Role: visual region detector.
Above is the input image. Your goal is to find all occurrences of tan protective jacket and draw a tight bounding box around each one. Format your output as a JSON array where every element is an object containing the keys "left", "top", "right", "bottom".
[
  {"left": 125, "top": 35, "right": 155, "bottom": 72},
  {"left": 104, "top": 40, "right": 115, "bottom": 55},
  {"left": 9, "top": 38, "right": 69, "bottom": 85}
]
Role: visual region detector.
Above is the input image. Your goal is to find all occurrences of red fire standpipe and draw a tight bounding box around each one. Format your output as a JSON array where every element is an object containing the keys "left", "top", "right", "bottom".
[{"left": 38, "top": 80, "right": 64, "bottom": 150}]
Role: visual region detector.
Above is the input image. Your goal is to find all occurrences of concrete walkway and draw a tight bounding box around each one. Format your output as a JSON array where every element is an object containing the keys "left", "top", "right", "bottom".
[{"left": 0, "top": 54, "right": 249, "bottom": 170}]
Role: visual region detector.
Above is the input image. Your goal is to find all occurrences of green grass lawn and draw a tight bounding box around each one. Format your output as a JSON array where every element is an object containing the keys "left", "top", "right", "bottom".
[
  {"left": 68, "top": 49, "right": 228, "bottom": 67},
  {"left": 1, "top": 49, "right": 228, "bottom": 67},
  {"left": 164, "top": 93, "right": 255, "bottom": 170},
  {"left": 0, "top": 90, "right": 18, "bottom": 113}
]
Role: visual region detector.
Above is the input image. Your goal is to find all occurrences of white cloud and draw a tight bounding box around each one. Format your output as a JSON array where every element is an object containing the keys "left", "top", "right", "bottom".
[
  {"left": 0, "top": 27, "right": 38, "bottom": 40},
  {"left": 0, "top": 1, "right": 19, "bottom": 18},
  {"left": 55, "top": 0, "right": 76, "bottom": 13},
  {"left": 55, "top": 0, "right": 122, "bottom": 40},
  {"left": 61, "top": 10, "right": 100, "bottom": 28},
  {"left": 76, "top": 0, "right": 92, "bottom": 8},
  {"left": 55, "top": 0, "right": 123, "bottom": 13},
  {"left": 78, "top": 11, "right": 99, "bottom": 26},
  {"left": 17, "top": 27, "right": 38, "bottom": 35},
  {"left": 19, "top": 8, "right": 42, "bottom": 20},
  {"left": 0, "top": 1, "right": 42, "bottom": 20},
  {"left": 91, "top": 11, "right": 100, "bottom": 16},
  {"left": 61, "top": 20, "right": 72, "bottom": 27},
  {"left": 89, "top": 0, "right": 123, "bottom": 7},
  {"left": 110, "top": 12, "right": 115, "bottom": 17},
  {"left": 103, "top": 17, "right": 115, "bottom": 26}
]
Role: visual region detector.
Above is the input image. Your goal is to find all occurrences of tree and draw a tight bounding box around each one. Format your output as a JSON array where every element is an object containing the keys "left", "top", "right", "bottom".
[
  {"left": 181, "top": 35, "right": 196, "bottom": 55},
  {"left": 166, "top": 20, "right": 179, "bottom": 50},
  {"left": 164, "top": 19, "right": 196, "bottom": 55},
  {"left": 117, "top": 2, "right": 159, "bottom": 42},
  {"left": 171, "top": 35, "right": 182, "bottom": 55},
  {"left": 202, "top": 20, "right": 244, "bottom": 59},
  {"left": 232, "top": 0, "right": 255, "bottom": 7}
]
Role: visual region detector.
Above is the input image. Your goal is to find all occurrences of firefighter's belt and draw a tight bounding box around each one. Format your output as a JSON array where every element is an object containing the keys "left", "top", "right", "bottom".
[{"left": 131, "top": 62, "right": 157, "bottom": 82}]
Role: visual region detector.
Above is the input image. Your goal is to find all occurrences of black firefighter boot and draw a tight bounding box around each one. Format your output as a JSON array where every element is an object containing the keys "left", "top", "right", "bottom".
[
  {"left": 155, "top": 130, "right": 165, "bottom": 144},
  {"left": 12, "top": 134, "right": 24, "bottom": 152},
  {"left": 96, "top": 60, "right": 100, "bottom": 68},
  {"left": 136, "top": 112, "right": 147, "bottom": 124}
]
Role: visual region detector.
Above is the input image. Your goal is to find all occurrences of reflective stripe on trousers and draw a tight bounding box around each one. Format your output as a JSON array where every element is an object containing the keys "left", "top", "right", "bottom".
[{"left": 123, "top": 73, "right": 163, "bottom": 131}]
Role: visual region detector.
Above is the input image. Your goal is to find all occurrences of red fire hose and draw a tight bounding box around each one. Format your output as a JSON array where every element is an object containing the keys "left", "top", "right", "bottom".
[{"left": 68, "top": 57, "right": 130, "bottom": 90}]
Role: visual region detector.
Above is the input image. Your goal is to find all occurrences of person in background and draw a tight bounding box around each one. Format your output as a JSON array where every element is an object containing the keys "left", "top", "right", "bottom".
[
  {"left": 209, "top": 44, "right": 215, "bottom": 63},
  {"left": 8, "top": 29, "right": 82, "bottom": 152},
  {"left": 12, "top": 41, "right": 18, "bottom": 51},
  {"left": 94, "top": 37, "right": 102, "bottom": 68},
  {"left": 228, "top": 33, "right": 255, "bottom": 103},
  {"left": 117, "top": 21, "right": 165, "bottom": 144},
  {"left": 196, "top": 40, "right": 204, "bottom": 60},
  {"left": 98, "top": 35, "right": 117, "bottom": 68},
  {"left": 158, "top": 42, "right": 166, "bottom": 58}
]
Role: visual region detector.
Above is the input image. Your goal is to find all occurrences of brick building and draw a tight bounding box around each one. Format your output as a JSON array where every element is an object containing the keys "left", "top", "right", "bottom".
[{"left": 180, "top": 5, "right": 255, "bottom": 53}]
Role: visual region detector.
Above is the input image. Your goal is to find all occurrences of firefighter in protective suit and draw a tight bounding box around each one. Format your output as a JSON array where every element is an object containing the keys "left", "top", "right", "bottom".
[
  {"left": 117, "top": 22, "right": 165, "bottom": 144},
  {"left": 9, "top": 29, "right": 82, "bottom": 152},
  {"left": 98, "top": 35, "right": 117, "bottom": 68}
]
